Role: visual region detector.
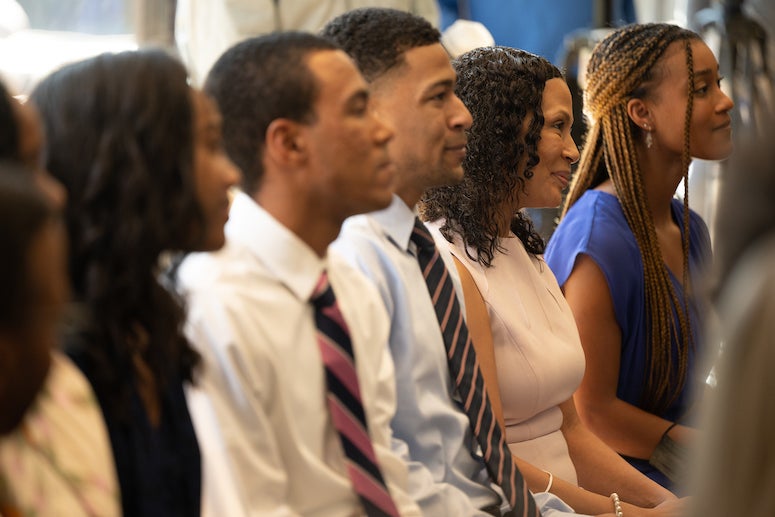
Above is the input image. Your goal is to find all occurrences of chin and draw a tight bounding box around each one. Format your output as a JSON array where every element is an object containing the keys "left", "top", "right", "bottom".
[
  {"left": 705, "top": 135, "right": 734, "bottom": 161},
  {"left": 544, "top": 193, "right": 563, "bottom": 209},
  {"left": 199, "top": 233, "right": 227, "bottom": 252},
  {"left": 450, "top": 165, "right": 465, "bottom": 181},
  {"left": 372, "top": 192, "right": 394, "bottom": 210},
  {"left": 352, "top": 193, "right": 393, "bottom": 217},
  {"left": 698, "top": 145, "right": 733, "bottom": 162}
]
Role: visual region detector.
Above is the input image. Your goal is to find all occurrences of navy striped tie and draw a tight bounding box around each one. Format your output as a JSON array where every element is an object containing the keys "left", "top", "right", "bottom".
[
  {"left": 311, "top": 271, "right": 401, "bottom": 517},
  {"left": 410, "top": 217, "right": 540, "bottom": 517}
]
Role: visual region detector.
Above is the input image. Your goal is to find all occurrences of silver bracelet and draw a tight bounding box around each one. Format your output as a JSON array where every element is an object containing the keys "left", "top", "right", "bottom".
[{"left": 610, "top": 492, "right": 624, "bottom": 517}]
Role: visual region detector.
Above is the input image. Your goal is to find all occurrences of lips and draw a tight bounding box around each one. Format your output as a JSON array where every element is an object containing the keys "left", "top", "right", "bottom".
[
  {"left": 375, "top": 157, "right": 396, "bottom": 185},
  {"left": 713, "top": 119, "right": 732, "bottom": 131},
  {"left": 552, "top": 171, "right": 570, "bottom": 188},
  {"left": 219, "top": 198, "right": 231, "bottom": 222},
  {"left": 444, "top": 142, "right": 467, "bottom": 163}
]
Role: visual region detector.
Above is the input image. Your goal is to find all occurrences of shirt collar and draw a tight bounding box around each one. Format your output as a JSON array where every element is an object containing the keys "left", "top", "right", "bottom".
[
  {"left": 227, "top": 191, "right": 325, "bottom": 301},
  {"left": 370, "top": 194, "right": 418, "bottom": 252}
]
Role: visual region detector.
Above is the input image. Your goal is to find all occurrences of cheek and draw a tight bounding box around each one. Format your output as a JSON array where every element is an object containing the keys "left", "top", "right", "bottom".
[
  {"left": 340, "top": 127, "right": 376, "bottom": 167},
  {"left": 408, "top": 116, "right": 445, "bottom": 152},
  {"left": 194, "top": 157, "right": 225, "bottom": 212},
  {"left": 689, "top": 110, "right": 712, "bottom": 139},
  {"left": 192, "top": 151, "right": 209, "bottom": 197}
]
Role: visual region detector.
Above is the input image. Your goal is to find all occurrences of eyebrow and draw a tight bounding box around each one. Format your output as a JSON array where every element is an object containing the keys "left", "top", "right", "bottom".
[
  {"left": 422, "top": 78, "right": 455, "bottom": 95},
  {"left": 693, "top": 66, "right": 720, "bottom": 79},
  {"left": 546, "top": 109, "right": 573, "bottom": 123}
]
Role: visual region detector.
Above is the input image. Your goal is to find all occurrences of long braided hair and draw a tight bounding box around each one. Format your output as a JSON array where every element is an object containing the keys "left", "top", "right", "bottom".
[{"left": 563, "top": 23, "right": 700, "bottom": 414}]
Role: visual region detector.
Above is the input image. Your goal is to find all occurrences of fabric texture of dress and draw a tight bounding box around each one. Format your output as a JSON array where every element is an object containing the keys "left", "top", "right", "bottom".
[
  {"left": 544, "top": 190, "right": 711, "bottom": 488},
  {"left": 0, "top": 352, "right": 120, "bottom": 517},
  {"left": 68, "top": 349, "right": 201, "bottom": 517},
  {"left": 427, "top": 221, "right": 586, "bottom": 485}
]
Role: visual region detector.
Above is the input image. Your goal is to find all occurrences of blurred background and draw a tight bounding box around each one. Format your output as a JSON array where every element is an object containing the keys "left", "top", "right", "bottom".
[{"left": 1, "top": 0, "right": 772, "bottom": 244}]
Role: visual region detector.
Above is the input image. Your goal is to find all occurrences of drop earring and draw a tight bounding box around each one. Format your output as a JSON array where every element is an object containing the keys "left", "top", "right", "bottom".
[{"left": 644, "top": 125, "right": 653, "bottom": 149}]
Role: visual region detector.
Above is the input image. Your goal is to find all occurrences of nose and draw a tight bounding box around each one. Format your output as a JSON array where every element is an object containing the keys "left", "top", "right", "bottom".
[
  {"left": 716, "top": 88, "right": 734, "bottom": 113},
  {"left": 371, "top": 107, "right": 394, "bottom": 146},
  {"left": 450, "top": 93, "right": 473, "bottom": 130},
  {"left": 564, "top": 133, "right": 580, "bottom": 164},
  {"left": 222, "top": 155, "right": 242, "bottom": 189}
]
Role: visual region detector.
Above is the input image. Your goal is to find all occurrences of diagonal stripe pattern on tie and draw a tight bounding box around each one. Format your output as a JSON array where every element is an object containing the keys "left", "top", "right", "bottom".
[
  {"left": 410, "top": 217, "right": 540, "bottom": 517},
  {"left": 311, "top": 271, "right": 401, "bottom": 517}
]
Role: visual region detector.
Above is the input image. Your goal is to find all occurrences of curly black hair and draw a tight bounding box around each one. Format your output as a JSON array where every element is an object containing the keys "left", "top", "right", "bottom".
[
  {"left": 420, "top": 46, "right": 563, "bottom": 267},
  {"left": 321, "top": 7, "right": 440, "bottom": 82},
  {"left": 205, "top": 32, "right": 338, "bottom": 195},
  {"left": 31, "top": 50, "right": 202, "bottom": 420}
]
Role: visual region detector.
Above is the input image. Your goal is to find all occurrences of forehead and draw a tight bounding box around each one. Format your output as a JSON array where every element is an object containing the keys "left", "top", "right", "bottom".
[
  {"left": 386, "top": 43, "right": 455, "bottom": 91},
  {"left": 687, "top": 39, "right": 718, "bottom": 73},
  {"left": 191, "top": 89, "right": 220, "bottom": 130},
  {"left": 307, "top": 49, "right": 366, "bottom": 108},
  {"left": 14, "top": 102, "right": 43, "bottom": 143},
  {"left": 657, "top": 39, "right": 716, "bottom": 82},
  {"left": 541, "top": 78, "right": 572, "bottom": 111}
]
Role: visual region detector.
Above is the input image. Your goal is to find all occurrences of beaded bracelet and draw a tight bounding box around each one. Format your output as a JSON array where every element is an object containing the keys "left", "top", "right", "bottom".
[{"left": 610, "top": 492, "right": 624, "bottom": 517}]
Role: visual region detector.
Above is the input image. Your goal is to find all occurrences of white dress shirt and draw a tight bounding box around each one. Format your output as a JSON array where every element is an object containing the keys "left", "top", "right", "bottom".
[
  {"left": 332, "top": 195, "right": 500, "bottom": 515},
  {"left": 179, "top": 192, "right": 420, "bottom": 517}
]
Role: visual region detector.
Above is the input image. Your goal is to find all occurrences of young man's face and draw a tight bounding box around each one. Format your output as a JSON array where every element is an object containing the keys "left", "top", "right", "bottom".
[
  {"left": 302, "top": 49, "right": 395, "bottom": 220},
  {"left": 371, "top": 43, "right": 472, "bottom": 202}
]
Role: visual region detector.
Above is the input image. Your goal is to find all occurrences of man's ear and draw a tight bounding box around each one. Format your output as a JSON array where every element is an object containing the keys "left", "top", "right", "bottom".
[
  {"left": 626, "top": 97, "right": 653, "bottom": 132},
  {"left": 264, "top": 118, "right": 307, "bottom": 166}
]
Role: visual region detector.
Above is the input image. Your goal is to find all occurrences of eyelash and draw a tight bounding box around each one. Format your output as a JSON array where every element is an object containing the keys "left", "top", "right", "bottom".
[
  {"left": 695, "top": 77, "right": 724, "bottom": 95},
  {"left": 547, "top": 120, "right": 566, "bottom": 131}
]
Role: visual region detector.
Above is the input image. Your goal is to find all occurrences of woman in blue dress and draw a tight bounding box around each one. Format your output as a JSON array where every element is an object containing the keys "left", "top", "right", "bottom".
[{"left": 545, "top": 23, "right": 734, "bottom": 491}]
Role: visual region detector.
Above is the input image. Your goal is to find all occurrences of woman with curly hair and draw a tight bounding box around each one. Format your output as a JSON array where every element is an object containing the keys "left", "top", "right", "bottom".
[
  {"left": 544, "top": 24, "right": 734, "bottom": 491},
  {"left": 421, "top": 46, "right": 680, "bottom": 516},
  {"left": 31, "top": 50, "right": 240, "bottom": 516}
]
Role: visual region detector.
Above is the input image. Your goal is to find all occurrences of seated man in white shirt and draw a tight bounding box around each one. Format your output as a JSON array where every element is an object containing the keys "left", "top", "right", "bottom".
[
  {"left": 178, "top": 31, "right": 421, "bottom": 516},
  {"left": 325, "top": 8, "right": 580, "bottom": 517}
]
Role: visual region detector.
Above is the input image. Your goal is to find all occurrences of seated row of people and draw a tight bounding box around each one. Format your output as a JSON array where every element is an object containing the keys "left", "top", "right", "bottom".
[{"left": 0, "top": 7, "right": 733, "bottom": 516}]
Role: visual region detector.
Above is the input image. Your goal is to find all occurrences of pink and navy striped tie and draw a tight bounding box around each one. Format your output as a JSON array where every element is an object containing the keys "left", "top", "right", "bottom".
[
  {"left": 410, "top": 218, "right": 540, "bottom": 517},
  {"left": 311, "top": 271, "right": 401, "bottom": 517}
]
